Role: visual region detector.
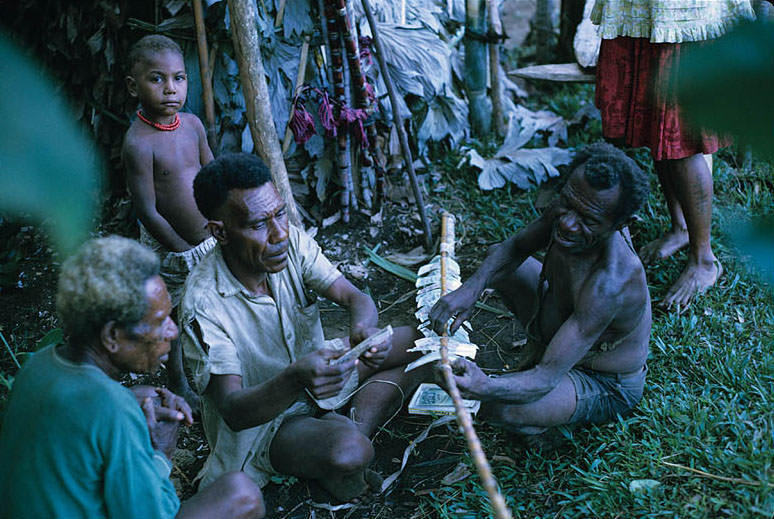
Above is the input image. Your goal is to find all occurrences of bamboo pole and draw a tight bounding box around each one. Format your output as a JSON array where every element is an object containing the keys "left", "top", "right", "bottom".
[
  {"left": 335, "top": 0, "right": 377, "bottom": 209},
  {"left": 228, "top": 0, "right": 301, "bottom": 226},
  {"left": 275, "top": 0, "right": 287, "bottom": 27},
  {"left": 192, "top": 0, "right": 218, "bottom": 150},
  {"left": 438, "top": 212, "right": 513, "bottom": 519},
  {"left": 323, "top": 0, "right": 353, "bottom": 222},
  {"left": 487, "top": 0, "right": 505, "bottom": 137},
  {"left": 361, "top": 0, "right": 433, "bottom": 251},
  {"left": 465, "top": 0, "right": 491, "bottom": 136},
  {"left": 282, "top": 36, "right": 311, "bottom": 156}
]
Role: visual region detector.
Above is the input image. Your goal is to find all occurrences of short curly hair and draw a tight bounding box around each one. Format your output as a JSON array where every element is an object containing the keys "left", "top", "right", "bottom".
[
  {"left": 194, "top": 153, "right": 273, "bottom": 219},
  {"left": 567, "top": 142, "right": 650, "bottom": 225},
  {"left": 128, "top": 34, "right": 184, "bottom": 73},
  {"left": 56, "top": 236, "right": 160, "bottom": 346}
]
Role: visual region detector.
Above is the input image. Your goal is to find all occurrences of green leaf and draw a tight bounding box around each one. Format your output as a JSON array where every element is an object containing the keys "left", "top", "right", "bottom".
[
  {"left": 676, "top": 20, "right": 774, "bottom": 161},
  {"left": 0, "top": 35, "right": 100, "bottom": 254},
  {"left": 35, "top": 329, "right": 64, "bottom": 352}
]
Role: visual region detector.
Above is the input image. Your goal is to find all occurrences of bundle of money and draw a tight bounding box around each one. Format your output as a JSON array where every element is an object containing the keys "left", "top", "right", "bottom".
[{"left": 408, "top": 383, "right": 481, "bottom": 416}]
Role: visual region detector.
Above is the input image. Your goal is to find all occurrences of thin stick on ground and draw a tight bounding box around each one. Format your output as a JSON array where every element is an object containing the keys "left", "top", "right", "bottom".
[
  {"left": 660, "top": 460, "right": 774, "bottom": 488},
  {"left": 0, "top": 330, "right": 21, "bottom": 370},
  {"left": 361, "top": 0, "right": 433, "bottom": 251},
  {"left": 437, "top": 212, "right": 513, "bottom": 519}
]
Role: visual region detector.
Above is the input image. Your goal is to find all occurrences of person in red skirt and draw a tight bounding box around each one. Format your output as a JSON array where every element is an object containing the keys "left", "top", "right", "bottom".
[{"left": 592, "top": 0, "right": 755, "bottom": 308}]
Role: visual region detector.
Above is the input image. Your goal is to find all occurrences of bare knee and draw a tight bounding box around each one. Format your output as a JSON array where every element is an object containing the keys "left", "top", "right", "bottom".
[
  {"left": 218, "top": 472, "right": 265, "bottom": 519},
  {"left": 324, "top": 430, "right": 373, "bottom": 473}
]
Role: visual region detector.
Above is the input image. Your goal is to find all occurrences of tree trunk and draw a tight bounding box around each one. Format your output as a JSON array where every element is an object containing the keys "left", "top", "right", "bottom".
[
  {"left": 465, "top": 0, "right": 491, "bottom": 137},
  {"left": 227, "top": 0, "right": 301, "bottom": 226}
]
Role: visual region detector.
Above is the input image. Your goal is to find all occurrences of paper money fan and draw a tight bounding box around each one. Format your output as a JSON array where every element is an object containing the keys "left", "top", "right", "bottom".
[{"left": 406, "top": 212, "right": 478, "bottom": 372}]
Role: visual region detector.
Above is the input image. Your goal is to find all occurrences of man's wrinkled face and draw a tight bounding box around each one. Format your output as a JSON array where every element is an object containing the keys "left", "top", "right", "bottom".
[
  {"left": 113, "top": 275, "right": 178, "bottom": 374},
  {"left": 552, "top": 166, "right": 621, "bottom": 253},
  {"left": 221, "top": 183, "right": 290, "bottom": 275}
]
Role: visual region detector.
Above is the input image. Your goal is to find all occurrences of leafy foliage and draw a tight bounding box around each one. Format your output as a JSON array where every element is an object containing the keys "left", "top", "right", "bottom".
[{"left": 0, "top": 35, "right": 100, "bottom": 254}]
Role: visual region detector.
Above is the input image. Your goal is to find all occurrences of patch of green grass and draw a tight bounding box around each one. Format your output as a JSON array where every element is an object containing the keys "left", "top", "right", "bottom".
[{"left": 422, "top": 86, "right": 774, "bottom": 518}]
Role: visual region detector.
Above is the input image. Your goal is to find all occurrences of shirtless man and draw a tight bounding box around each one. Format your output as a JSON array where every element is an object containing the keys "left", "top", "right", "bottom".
[
  {"left": 122, "top": 35, "right": 215, "bottom": 406},
  {"left": 429, "top": 143, "right": 652, "bottom": 433}
]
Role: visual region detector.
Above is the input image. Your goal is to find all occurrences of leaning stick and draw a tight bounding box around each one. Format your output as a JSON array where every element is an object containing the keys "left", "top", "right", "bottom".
[
  {"left": 361, "top": 0, "right": 433, "bottom": 251},
  {"left": 282, "top": 36, "right": 311, "bottom": 156},
  {"left": 192, "top": 0, "right": 218, "bottom": 150},
  {"left": 438, "top": 213, "right": 513, "bottom": 519},
  {"left": 487, "top": 0, "right": 505, "bottom": 137},
  {"left": 274, "top": 0, "right": 287, "bottom": 27},
  {"left": 228, "top": 0, "right": 301, "bottom": 226}
]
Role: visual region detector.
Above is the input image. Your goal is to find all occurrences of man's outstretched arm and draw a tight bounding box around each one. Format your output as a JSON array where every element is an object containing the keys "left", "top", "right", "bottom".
[
  {"left": 430, "top": 212, "right": 554, "bottom": 335},
  {"left": 447, "top": 271, "right": 620, "bottom": 404}
]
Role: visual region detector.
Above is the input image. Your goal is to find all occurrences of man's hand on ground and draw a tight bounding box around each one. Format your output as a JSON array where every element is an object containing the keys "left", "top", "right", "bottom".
[
  {"left": 293, "top": 349, "right": 357, "bottom": 399},
  {"left": 351, "top": 326, "right": 392, "bottom": 370},
  {"left": 435, "top": 357, "right": 491, "bottom": 401},
  {"left": 429, "top": 285, "right": 481, "bottom": 336}
]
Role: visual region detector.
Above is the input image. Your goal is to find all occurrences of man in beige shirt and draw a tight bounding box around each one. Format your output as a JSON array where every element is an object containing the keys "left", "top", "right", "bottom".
[{"left": 180, "top": 153, "right": 425, "bottom": 502}]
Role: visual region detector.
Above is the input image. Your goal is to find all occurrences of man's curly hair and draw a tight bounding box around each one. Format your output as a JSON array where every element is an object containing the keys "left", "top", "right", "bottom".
[
  {"left": 56, "top": 236, "right": 160, "bottom": 345},
  {"left": 567, "top": 142, "right": 650, "bottom": 225},
  {"left": 194, "top": 153, "right": 273, "bottom": 219}
]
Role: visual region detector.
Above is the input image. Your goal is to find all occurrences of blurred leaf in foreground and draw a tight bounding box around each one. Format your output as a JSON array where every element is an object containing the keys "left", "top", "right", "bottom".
[
  {"left": 676, "top": 20, "right": 774, "bottom": 162},
  {"left": 0, "top": 34, "right": 100, "bottom": 254}
]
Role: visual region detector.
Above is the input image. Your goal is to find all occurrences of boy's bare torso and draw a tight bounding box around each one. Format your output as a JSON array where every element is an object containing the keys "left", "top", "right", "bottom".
[
  {"left": 124, "top": 112, "right": 209, "bottom": 246},
  {"left": 537, "top": 232, "right": 651, "bottom": 374}
]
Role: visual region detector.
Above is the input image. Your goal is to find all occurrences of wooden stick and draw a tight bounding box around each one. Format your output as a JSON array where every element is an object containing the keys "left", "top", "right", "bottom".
[
  {"left": 274, "top": 0, "right": 287, "bottom": 27},
  {"left": 228, "top": 0, "right": 301, "bottom": 226},
  {"left": 487, "top": 0, "right": 505, "bottom": 137},
  {"left": 465, "top": 0, "right": 491, "bottom": 136},
  {"left": 437, "top": 212, "right": 513, "bottom": 519},
  {"left": 192, "top": 0, "right": 218, "bottom": 150},
  {"left": 282, "top": 36, "right": 311, "bottom": 156},
  {"left": 660, "top": 460, "right": 774, "bottom": 488},
  {"left": 361, "top": 0, "right": 433, "bottom": 251}
]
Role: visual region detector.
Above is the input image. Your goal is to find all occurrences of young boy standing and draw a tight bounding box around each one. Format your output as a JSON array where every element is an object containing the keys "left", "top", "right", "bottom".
[{"left": 122, "top": 34, "right": 215, "bottom": 407}]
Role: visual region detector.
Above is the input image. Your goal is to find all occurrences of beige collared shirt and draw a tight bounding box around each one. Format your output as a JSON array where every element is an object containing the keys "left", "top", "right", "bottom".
[{"left": 179, "top": 225, "right": 348, "bottom": 487}]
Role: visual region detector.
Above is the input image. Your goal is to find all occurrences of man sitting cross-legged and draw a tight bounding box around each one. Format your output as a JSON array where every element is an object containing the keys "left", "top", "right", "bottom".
[
  {"left": 429, "top": 143, "right": 652, "bottom": 435},
  {"left": 179, "top": 153, "right": 426, "bottom": 501}
]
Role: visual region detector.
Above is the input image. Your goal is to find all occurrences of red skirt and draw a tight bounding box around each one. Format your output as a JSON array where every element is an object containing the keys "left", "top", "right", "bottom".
[{"left": 595, "top": 36, "right": 730, "bottom": 161}]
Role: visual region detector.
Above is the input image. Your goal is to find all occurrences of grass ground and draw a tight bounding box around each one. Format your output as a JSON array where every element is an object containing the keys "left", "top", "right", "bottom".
[{"left": 410, "top": 84, "right": 774, "bottom": 518}]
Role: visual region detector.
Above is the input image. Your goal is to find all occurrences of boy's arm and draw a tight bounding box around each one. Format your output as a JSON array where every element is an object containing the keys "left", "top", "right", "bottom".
[
  {"left": 192, "top": 114, "right": 214, "bottom": 166},
  {"left": 123, "top": 138, "right": 192, "bottom": 252}
]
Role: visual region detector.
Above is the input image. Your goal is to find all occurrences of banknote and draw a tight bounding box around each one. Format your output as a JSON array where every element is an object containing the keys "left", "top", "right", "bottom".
[
  {"left": 408, "top": 383, "right": 480, "bottom": 416},
  {"left": 330, "top": 325, "right": 393, "bottom": 365}
]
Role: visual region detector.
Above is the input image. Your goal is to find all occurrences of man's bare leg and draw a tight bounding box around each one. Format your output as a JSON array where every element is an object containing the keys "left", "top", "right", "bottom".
[
  {"left": 660, "top": 154, "right": 721, "bottom": 307},
  {"left": 349, "top": 326, "right": 427, "bottom": 437},
  {"left": 639, "top": 161, "right": 690, "bottom": 265},
  {"left": 479, "top": 375, "right": 577, "bottom": 434},
  {"left": 269, "top": 414, "right": 374, "bottom": 502},
  {"left": 178, "top": 471, "right": 265, "bottom": 519},
  {"left": 490, "top": 257, "right": 545, "bottom": 368}
]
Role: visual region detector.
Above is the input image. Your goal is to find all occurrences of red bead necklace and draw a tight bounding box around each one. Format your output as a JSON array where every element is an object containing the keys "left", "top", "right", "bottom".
[{"left": 136, "top": 110, "right": 181, "bottom": 131}]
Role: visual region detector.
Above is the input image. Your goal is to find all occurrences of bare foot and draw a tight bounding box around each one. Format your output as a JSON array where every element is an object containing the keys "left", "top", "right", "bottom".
[
  {"left": 660, "top": 258, "right": 722, "bottom": 309},
  {"left": 639, "top": 229, "right": 689, "bottom": 265},
  {"left": 318, "top": 469, "right": 382, "bottom": 503}
]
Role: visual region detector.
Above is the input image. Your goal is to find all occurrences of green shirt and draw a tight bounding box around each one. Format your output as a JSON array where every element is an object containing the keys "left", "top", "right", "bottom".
[{"left": 0, "top": 345, "right": 180, "bottom": 519}]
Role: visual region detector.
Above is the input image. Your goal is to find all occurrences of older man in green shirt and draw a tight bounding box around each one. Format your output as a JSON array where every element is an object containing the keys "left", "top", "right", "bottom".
[{"left": 0, "top": 236, "right": 264, "bottom": 519}]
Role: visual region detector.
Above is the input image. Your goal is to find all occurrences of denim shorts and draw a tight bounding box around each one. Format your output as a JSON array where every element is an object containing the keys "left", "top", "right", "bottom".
[{"left": 567, "top": 365, "right": 647, "bottom": 424}]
